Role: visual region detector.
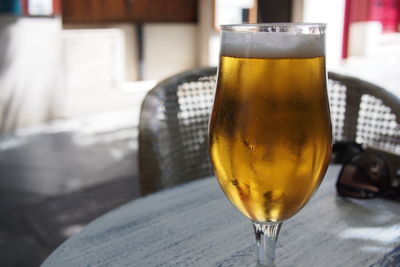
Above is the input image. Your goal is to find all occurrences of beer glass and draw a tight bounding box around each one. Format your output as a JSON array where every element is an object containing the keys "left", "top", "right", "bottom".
[{"left": 209, "top": 23, "right": 331, "bottom": 266}]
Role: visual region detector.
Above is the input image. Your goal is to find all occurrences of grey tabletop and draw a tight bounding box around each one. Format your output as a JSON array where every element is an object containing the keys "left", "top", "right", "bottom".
[{"left": 42, "top": 165, "right": 400, "bottom": 267}]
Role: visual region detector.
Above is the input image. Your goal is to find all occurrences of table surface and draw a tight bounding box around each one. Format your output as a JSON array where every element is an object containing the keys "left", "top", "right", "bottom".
[{"left": 42, "top": 165, "right": 400, "bottom": 267}]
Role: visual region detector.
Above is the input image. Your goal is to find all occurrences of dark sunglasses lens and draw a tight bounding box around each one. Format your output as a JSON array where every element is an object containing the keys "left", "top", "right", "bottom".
[
  {"left": 332, "top": 141, "right": 364, "bottom": 164},
  {"left": 337, "top": 153, "right": 389, "bottom": 199}
]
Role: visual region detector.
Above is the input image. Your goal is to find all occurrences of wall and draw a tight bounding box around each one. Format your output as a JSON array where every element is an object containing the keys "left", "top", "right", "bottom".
[
  {"left": 0, "top": 16, "right": 199, "bottom": 133},
  {"left": 0, "top": 16, "right": 63, "bottom": 134},
  {"left": 143, "top": 23, "right": 198, "bottom": 80},
  {"left": 198, "top": 0, "right": 219, "bottom": 67},
  {"left": 292, "top": 0, "right": 346, "bottom": 68}
]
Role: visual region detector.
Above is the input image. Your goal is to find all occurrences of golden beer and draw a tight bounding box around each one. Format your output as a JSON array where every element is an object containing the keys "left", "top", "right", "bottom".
[{"left": 209, "top": 55, "right": 332, "bottom": 222}]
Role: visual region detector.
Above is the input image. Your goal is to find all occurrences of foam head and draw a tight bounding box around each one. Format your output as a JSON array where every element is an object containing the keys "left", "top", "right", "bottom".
[{"left": 220, "top": 24, "right": 325, "bottom": 59}]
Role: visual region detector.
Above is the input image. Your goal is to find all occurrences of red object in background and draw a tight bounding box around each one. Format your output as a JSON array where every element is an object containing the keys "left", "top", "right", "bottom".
[
  {"left": 369, "top": 0, "right": 384, "bottom": 21},
  {"left": 347, "top": 0, "right": 399, "bottom": 32},
  {"left": 52, "top": 0, "right": 61, "bottom": 15},
  {"left": 21, "top": 0, "right": 61, "bottom": 16},
  {"left": 381, "top": 0, "right": 400, "bottom": 32},
  {"left": 21, "top": 0, "right": 28, "bottom": 14},
  {"left": 342, "top": 0, "right": 351, "bottom": 59},
  {"left": 348, "top": 0, "right": 384, "bottom": 22},
  {"left": 398, "top": 0, "right": 400, "bottom": 30},
  {"left": 342, "top": 0, "right": 400, "bottom": 58},
  {"left": 349, "top": 0, "right": 371, "bottom": 22}
]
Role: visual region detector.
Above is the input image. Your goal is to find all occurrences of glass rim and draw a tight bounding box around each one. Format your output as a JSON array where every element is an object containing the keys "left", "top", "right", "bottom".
[{"left": 220, "top": 23, "right": 326, "bottom": 32}]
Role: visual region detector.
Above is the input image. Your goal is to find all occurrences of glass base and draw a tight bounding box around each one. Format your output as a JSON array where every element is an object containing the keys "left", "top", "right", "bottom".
[{"left": 253, "top": 221, "right": 282, "bottom": 266}]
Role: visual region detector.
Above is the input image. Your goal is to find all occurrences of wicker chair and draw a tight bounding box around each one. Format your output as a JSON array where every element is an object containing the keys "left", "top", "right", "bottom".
[
  {"left": 328, "top": 72, "right": 400, "bottom": 153},
  {"left": 138, "top": 68, "right": 400, "bottom": 195},
  {"left": 138, "top": 67, "right": 217, "bottom": 195}
]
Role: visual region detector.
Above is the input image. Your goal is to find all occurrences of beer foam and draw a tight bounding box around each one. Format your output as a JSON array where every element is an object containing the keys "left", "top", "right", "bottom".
[{"left": 221, "top": 30, "right": 325, "bottom": 59}]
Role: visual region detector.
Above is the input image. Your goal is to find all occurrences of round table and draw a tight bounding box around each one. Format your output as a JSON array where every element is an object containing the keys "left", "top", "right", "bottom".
[{"left": 42, "top": 165, "right": 400, "bottom": 266}]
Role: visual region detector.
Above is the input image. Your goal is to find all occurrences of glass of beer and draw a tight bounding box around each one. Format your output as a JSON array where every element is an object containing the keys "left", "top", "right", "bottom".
[{"left": 209, "top": 23, "right": 331, "bottom": 266}]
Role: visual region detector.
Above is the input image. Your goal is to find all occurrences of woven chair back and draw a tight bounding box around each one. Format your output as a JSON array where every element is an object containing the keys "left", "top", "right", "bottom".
[{"left": 138, "top": 68, "right": 400, "bottom": 195}]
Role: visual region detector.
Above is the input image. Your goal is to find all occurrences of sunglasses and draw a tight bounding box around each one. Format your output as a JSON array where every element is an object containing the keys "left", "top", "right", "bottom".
[{"left": 335, "top": 143, "right": 400, "bottom": 200}]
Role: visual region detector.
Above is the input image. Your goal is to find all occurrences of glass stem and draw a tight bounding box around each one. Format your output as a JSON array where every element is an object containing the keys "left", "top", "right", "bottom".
[{"left": 252, "top": 221, "right": 282, "bottom": 266}]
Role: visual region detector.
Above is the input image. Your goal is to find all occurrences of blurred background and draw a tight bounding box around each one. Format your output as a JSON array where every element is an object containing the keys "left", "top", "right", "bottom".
[{"left": 0, "top": 0, "right": 399, "bottom": 266}]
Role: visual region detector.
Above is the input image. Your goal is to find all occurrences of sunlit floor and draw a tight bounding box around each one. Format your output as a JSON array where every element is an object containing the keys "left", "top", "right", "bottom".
[{"left": 0, "top": 110, "right": 142, "bottom": 266}]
